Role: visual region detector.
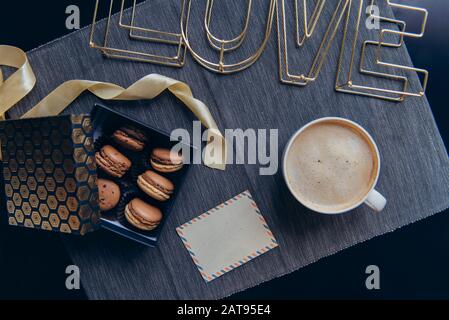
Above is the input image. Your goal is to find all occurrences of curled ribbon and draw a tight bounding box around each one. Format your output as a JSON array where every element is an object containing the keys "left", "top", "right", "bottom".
[{"left": 0, "top": 45, "right": 226, "bottom": 170}]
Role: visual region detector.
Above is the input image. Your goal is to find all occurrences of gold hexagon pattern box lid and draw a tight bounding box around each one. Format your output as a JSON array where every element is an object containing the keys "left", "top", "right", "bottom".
[{"left": 0, "top": 114, "right": 100, "bottom": 235}]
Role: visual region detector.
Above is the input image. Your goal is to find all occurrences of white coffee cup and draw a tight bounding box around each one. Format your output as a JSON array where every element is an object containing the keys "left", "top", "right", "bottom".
[{"left": 282, "top": 117, "right": 386, "bottom": 214}]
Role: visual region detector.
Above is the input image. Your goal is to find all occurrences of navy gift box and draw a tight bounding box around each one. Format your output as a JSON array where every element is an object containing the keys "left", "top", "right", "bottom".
[{"left": 0, "top": 104, "right": 192, "bottom": 246}]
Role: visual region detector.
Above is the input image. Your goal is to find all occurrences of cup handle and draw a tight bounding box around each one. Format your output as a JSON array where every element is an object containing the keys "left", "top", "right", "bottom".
[{"left": 364, "top": 189, "right": 387, "bottom": 212}]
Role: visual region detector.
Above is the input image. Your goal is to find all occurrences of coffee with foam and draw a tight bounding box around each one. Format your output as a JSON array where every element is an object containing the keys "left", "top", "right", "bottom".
[{"left": 285, "top": 119, "right": 378, "bottom": 213}]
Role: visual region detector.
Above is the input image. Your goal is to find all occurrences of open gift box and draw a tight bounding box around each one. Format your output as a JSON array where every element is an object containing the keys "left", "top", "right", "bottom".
[{"left": 0, "top": 104, "right": 192, "bottom": 246}]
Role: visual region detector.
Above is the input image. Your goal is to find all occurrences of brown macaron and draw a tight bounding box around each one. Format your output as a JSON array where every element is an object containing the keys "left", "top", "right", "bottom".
[
  {"left": 95, "top": 145, "right": 131, "bottom": 178},
  {"left": 97, "top": 178, "right": 121, "bottom": 211},
  {"left": 125, "top": 198, "right": 162, "bottom": 231},
  {"left": 112, "top": 126, "right": 147, "bottom": 152},
  {"left": 137, "top": 170, "right": 174, "bottom": 202},
  {"left": 150, "top": 148, "right": 184, "bottom": 173}
]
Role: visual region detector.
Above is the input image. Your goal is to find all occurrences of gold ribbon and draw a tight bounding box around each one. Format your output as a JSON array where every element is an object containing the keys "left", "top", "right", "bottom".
[{"left": 0, "top": 45, "right": 226, "bottom": 170}]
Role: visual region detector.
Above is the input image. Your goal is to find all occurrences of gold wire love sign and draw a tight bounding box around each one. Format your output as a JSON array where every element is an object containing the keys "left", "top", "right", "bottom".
[{"left": 89, "top": 0, "right": 429, "bottom": 102}]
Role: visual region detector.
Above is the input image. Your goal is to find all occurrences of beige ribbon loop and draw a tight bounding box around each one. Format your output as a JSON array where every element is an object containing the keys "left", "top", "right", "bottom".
[
  {"left": 0, "top": 45, "right": 226, "bottom": 170},
  {"left": 0, "top": 45, "right": 36, "bottom": 120}
]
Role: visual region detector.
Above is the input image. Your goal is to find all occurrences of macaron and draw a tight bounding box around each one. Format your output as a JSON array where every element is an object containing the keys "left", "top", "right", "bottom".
[
  {"left": 112, "top": 126, "right": 147, "bottom": 152},
  {"left": 95, "top": 145, "right": 131, "bottom": 178},
  {"left": 97, "top": 178, "right": 121, "bottom": 211},
  {"left": 150, "top": 148, "right": 184, "bottom": 173},
  {"left": 125, "top": 198, "right": 163, "bottom": 231},
  {"left": 137, "top": 170, "right": 174, "bottom": 202}
]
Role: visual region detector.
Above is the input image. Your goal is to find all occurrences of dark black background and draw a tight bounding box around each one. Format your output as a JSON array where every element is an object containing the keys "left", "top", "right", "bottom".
[{"left": 0, "top": 0, "right": 448, "bottom": 299}]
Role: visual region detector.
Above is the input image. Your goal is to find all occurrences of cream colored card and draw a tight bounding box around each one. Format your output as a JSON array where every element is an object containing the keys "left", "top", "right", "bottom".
[{"left": 176, "top": 190, "right": 278, "bottom": 282}]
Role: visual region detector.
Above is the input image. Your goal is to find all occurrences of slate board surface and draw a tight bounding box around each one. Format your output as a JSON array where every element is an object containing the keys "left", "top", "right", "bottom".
[{"left": 7, "top": 0, "right": 449, "bottom": 299}]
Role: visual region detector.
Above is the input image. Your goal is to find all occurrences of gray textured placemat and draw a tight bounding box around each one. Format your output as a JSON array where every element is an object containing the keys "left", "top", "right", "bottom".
[{"left": 8, "top": 0, "right": 449, "bottom": 299}]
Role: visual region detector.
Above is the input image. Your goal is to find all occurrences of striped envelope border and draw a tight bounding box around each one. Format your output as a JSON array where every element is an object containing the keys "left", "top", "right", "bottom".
[{"left": 176, "top": 190, "right": 278, "bottom": 282}]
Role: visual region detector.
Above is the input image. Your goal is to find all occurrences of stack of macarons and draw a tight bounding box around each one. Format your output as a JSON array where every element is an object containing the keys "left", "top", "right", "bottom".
[
  {"left": 136, "top": 147, "right": 184, "bottom": 201},
  {"left": 95, "top": 125, "right": 184, "bottom": 232}
]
